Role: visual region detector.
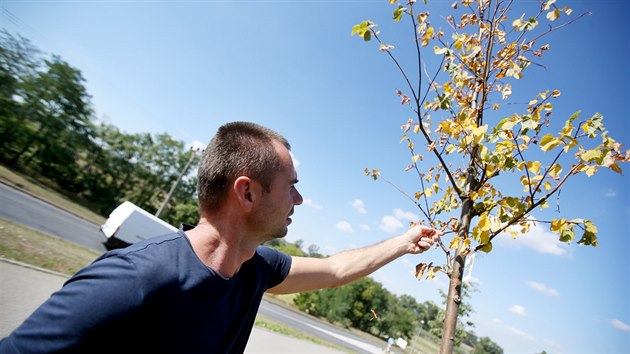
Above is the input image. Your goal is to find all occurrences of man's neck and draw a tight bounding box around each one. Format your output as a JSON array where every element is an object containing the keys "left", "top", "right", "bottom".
[{"left": 184, "top": 219, "right": 259, "bottom": 278}]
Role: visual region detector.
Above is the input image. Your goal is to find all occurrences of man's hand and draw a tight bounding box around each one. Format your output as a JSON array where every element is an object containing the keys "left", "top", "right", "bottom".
[{"left": 403, "top": 224, "right": 443, "bottom": 254}]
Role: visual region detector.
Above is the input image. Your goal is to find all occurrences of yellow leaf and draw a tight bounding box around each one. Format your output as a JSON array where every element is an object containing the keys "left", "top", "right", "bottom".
[
  {"left": 548, "top": 163, "right": 562, "bottom": 179},
  {"left": 459, "top": 237, "right": 471, "bottom": 255},
  {"left": 478, "top": 230, "right": 489, "bottom": 245},
  {"left": 527, "top": 161, "right": 541, "bottom": 174},
  {"left": 426, "top": 266, "right": 440, "bottom": 280},
  {"left": 449, "top": 236, "right": 461, "bottom": 250},
  {"left": 551, "top": 218, "right": 566, "bottom": 233},
  {"left": 544, "top": 181, "right": 552, "bottom": 190},
  {"left": 478, "top": 215, "right": 492, "bottom": 231},
  {"left": 580, "top": 149, "right": 601, "bottom": 162},
  {"left": 520, "top": 175, "right": 529, "bottom": 186},
  {"left": 471, "top": 125, "right": 488, "bottom": 145},
  {"left": 540, "top": 134, "right": 561, "bottom": 151},
  {"left": 552, "top": 89, "right": 561, "bottom": 97}
]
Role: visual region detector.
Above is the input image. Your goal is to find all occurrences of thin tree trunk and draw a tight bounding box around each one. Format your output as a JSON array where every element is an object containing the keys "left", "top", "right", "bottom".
[{"left": 439, "top": 184, "right": 475, "bottom": 353}]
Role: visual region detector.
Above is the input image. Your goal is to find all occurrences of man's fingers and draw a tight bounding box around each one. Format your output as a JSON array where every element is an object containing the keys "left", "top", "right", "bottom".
[{"left": 417, "top": 237, "right": 435, "bottom": 251}]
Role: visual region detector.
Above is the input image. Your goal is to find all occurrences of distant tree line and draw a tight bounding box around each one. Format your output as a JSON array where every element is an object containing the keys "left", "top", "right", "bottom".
[
  {"left": 269, "top": 238, "right": 503, "bottom": 353},
  {"left": 0, "top": 29, "right": 200, "bottom": 226},
  {"left": 1, "top": 29, "right": 504, "bottom": 353}
]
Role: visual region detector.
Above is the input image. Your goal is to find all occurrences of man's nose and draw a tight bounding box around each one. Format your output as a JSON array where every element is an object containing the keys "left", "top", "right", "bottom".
[{"left": 293, "top": 188, "right": 303, "bottom": 205}]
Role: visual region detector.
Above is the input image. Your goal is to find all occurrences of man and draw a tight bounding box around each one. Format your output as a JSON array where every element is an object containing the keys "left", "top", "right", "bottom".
[{"left": 0, "top": 121, "right": 441, "bottom": 354}]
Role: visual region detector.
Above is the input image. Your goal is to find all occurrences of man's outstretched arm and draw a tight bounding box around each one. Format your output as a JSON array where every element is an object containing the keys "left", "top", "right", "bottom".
[{"left": 267, "top": 225, "right": 442, "bottom": 294}]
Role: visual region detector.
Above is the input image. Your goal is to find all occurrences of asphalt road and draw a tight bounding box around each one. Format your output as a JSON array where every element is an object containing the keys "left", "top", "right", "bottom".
[
  {"left": 0, "top": 183, "right": 392, "bottom": 353},
  {"left": 0, "top": 183, "right": 107, "bottom": 252}
]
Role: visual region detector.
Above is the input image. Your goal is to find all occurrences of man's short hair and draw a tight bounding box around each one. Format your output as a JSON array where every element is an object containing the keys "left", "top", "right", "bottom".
[{"left": 197, "top": 121, "right": 291, "bottom": 213}]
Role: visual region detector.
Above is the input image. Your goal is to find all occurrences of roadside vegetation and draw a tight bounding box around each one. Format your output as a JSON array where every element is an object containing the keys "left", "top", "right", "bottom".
[{"left": 0, "top": 218, "right": 100, "bottom": 275}]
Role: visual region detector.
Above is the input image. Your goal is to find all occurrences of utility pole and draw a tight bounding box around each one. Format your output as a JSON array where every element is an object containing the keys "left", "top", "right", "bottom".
[{"left": 155, "top": 146, "right": 202, "bottom": 218}]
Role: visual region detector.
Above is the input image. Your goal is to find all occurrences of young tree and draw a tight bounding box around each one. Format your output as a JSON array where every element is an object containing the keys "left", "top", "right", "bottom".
[{"left": 352, "top": 1, "right": 629, "bottom": 353}]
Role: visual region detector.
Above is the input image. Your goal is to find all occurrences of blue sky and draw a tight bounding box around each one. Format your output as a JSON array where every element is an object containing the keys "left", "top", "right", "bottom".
[{"left": 2, "top": 0, "right": 628, "bottom": 352}]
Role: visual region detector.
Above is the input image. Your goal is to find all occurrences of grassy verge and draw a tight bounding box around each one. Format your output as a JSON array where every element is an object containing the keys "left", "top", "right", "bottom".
[
  {"left": 254, "top": 314, "right": 352, "bottom": 353},
  {"left": 0, "top": 218, "right": 101, "bottom": 275}
]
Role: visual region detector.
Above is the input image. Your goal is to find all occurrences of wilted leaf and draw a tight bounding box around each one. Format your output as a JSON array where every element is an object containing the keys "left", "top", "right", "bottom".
[
  {"left": 415, "top": 262, "right": 432, "bottom": 280},
  {"left": 547, "top": 8, "right": 561, "bottom": 21}
]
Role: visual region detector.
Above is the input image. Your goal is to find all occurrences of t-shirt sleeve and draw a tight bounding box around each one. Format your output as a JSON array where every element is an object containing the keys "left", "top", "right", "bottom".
[
  {"left": 0, "top": 254, "right": 143, "bottom": 353},
  {"left": 256, "top": 246, "right": 292, "bottom": 289}
]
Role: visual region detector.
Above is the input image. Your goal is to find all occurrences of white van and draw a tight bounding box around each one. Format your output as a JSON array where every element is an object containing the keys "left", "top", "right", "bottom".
[{"left": 101, "top": 201, "right": 178, "bottom": 250}]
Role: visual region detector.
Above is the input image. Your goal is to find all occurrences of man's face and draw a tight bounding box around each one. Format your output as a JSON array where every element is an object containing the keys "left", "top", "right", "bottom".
[{"left": 252, "top": 142, "right": 303, "bottom": 241}]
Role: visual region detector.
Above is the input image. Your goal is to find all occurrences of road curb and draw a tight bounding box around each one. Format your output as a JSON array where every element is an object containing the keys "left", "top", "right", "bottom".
[{"left": 0, "top": 256, "right": 70, "bottom": 279}]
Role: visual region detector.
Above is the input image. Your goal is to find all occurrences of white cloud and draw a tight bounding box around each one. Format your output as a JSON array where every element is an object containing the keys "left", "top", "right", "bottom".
[
  {"left": 379, "top": 216, "right": 404, "bottom": 234},
  {"left": 336, "top": 221, "right": 354, "bottom": 233},
  {"left": 509, "top": 305, "right": 527, "bottom": 316},
  {"left": 302, "top": 198, "right": 323, "bottom": 210},
  {"left": 378, "top": 208, "right": 418, "bottom": 234},
  {"left": 393, "top": 208, "right": 418, "bottom": 222},
  {"left": 604, "top": 188, "right": 617, "bottom": 197},
  {"left": 487, "top": 318, "right": 537, "bottom": 343},
  {"left": 496, "top": 222, "right": 570, "bottom": 256},
  {"left": 542, "top": 339, "right": 564, "bottom": 352},
  {"left": 611, "top": 319, "right": 630, "bottom": 332},
  {"left": 290, "top": 152, "right": 300, "bottom": 168},
  {"left": 526, "top": 280, "right": 560, "bottom": 297},
  {"left": 359, "top": 224, "right": 371, "bottom": 231},
  {"left": 465, "top": 275, "right": 482, "bottom": 285},
  {"left": 351, "top": 199, "right": 367, "bottom": 214},
  {"left": 187, "top": 140, "right": 207, "bottom": 151}
]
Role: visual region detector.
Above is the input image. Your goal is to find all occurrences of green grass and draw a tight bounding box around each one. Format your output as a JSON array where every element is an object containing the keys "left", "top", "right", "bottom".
[{"left": 0, "top": 218, "right": 101, "bottom": 275}]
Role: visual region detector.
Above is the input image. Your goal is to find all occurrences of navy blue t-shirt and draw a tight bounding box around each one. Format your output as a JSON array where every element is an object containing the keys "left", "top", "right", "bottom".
[{"left": 0, "top": 226, "right": 292, "bottom": 354}]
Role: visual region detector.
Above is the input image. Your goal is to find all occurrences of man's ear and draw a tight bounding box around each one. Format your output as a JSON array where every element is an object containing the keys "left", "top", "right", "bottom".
[{"left": 233, "top": 176, "right": 258, "bottom": 211}]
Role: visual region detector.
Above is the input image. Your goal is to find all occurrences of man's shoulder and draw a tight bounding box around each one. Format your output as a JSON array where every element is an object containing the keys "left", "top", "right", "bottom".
[{"left": 255, "top": 245, "right": 288, "bottom": 261}]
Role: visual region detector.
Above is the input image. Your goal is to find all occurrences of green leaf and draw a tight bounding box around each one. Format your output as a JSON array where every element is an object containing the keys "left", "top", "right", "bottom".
[
  {"left": 577, "top": 230, "right": 598, "bottom": 246},
  {"left": 351, "top": 21, "right": 373, "bottom": 42},
  {"left": 568, "top": 110, "right": 581, "bottom": 123},
  {"left": 479, "top": 241, "right": 493, "bottom": 253},
  {"left": 584, "top": 220, "right": 598, "bottom": 233},
  {"left": 393, "top": 5, "right": 407, "bottom": 21},
  {"left": 559, "top": 228, "right": 574, "bottom": 242}
]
